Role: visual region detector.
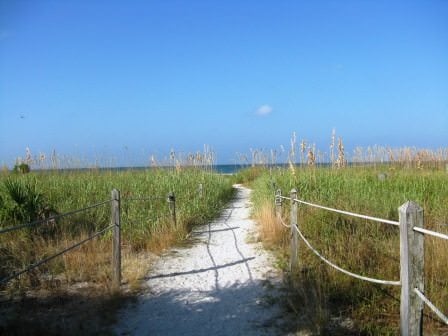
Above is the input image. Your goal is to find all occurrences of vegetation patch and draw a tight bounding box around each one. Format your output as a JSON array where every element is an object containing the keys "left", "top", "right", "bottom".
[
  {"left": 249, "top": 165, "right": 448, "bottom": 334},
  {"left": 0, "top": 167, "right": 234, "bottom": 333}
]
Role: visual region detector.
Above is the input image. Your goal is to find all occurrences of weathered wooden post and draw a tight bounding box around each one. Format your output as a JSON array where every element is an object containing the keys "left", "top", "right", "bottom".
[
  {"left": 290, "top": 188, "right": 298, "bottom": 272},
  {"left": 399, "top": 201, "right": 424, "bottom": 336},
  {"left": 111, "top": 189, "right": 121, "bottom": 290},
  {"left": 168, "top": 191, "right": 177, "bottom": 226},
  {"left": 198, "top": 183, "right": 203, "bottom": 199},
  {"left": 275, "top": 189, "right": 282, "bottom": 219}
]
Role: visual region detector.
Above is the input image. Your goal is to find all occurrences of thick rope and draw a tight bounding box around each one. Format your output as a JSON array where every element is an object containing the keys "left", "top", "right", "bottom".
[
  {"left": 122, "top": 196, "right": 166, "bottom": 201},
  {"left": 293, "top": 224, "right": 401, "bottom": 286},
  {"left": 413, "top": 227, "right": 448, "bottom": 241},
  {"left": 277, "top": 215, "right": 291, "bottom": 228},
  {"left": 414, "top": 288, "right": 448, "bottom": 325},
  {"left": 279, "top": 196, "right": 399, "bottom": 226}
]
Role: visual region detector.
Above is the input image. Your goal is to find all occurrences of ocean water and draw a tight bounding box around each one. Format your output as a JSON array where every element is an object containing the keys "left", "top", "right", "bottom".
[
  {"left": 214, "top": 164, "right": 291, "bottom": 174},
  {"left": 213, "top": 164, "right": 250, "bottom": 174},
  {"left": 36, "top": 163, "right": 340, "bottom": 174},
  {"left": 47, "top": 164, "right": 253, "bottom": 174},
  {"left": 48, "top": 163, "right": 340, "bottom": 174}
]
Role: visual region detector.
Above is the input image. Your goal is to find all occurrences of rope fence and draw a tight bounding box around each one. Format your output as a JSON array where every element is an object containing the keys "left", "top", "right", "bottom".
[
  {"left": 413, "top": 227, "right": 448, "bottom": 241},
  {"left": 274, "top": 188, "right": 448, "bottom": 332},
  {"left": 0, "top": 193, "right": 119, "bottom": 288},
  {"left": 279, "top": 195, "right": 400, "bottom": 226},
  {"left": 414, "top": 288, "right": 448, "bottom": 325},
  {"left": 0, "top": 184, "right": 203, "bottom": 289},
  {"left": 0, "top": 224, "right": 114, "bottom": 285},
  {"left": 1, "top": 181, "right": 445, "bottom": 332},
  {"left": 277, "top": 214, "right": 291, "bottom": 228},
  {"left": 122, "top": 196, "right": 167, "bottom": 202},
  {"left": 0, "top": 199, "right": 112, "bottom": 235},
  {"left": 293, "top": 223, "right": 401, "bottom": 286}
]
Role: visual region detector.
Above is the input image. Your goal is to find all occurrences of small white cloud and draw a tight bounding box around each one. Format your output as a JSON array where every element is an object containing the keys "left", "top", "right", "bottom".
[{"left": 256, "top": 104, "right": 273, "bottom": 116}]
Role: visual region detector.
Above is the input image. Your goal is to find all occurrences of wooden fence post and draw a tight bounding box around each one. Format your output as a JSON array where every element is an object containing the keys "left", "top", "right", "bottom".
[
  {"left": 168, "top": 192, "right": 177, "bottom": 226},
  {"left": 111, "top": 189, "right": 121, "bottom": 290},
  {"left": 275, "top": 189, "right": 282, "bottom": 219},
  {"left": 290, "top": 188, "right": 298, "bottom": 272},
  {"left": 399, "top": 201, "right": 424, "bottom": 336}
]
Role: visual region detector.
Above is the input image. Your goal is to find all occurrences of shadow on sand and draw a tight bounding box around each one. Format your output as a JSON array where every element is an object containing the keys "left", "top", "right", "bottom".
[
  {"left": 117, "top": 281, "right": 289, "bottom": 336},
  {"left": 0, "top": 288, "right": 134, "bottom": 336}
]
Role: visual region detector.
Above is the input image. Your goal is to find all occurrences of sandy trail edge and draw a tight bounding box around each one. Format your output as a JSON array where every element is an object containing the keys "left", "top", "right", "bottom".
[{"left": 114, "top": 184, "right": 285, "bottom": 336}]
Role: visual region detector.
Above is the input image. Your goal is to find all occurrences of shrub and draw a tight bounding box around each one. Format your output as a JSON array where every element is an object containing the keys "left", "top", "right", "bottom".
[
  {"left": 13, "top": 163, "right": 30, "bottom": 174},
  {"left": 0, "top": 178, "right": 54, "bottom": 226}
]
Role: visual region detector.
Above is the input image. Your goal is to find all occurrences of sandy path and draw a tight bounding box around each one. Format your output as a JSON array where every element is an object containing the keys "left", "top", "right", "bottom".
[{"left": 115, "top": 185, "right": 284, "bottom": 336}]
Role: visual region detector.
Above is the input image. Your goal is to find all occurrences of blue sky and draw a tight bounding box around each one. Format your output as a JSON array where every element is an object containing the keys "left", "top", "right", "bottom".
[{"left": 1, "top": 1, "right": 447, "bottom": 166}]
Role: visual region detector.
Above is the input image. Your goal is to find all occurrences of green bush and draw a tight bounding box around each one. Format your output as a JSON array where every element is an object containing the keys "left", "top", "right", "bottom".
[
  {"left": 13, "top": 163, "right": 31, "bottom": 174},
  {"left": 0, "top": 178, "right": 54, "bottom": 226}
]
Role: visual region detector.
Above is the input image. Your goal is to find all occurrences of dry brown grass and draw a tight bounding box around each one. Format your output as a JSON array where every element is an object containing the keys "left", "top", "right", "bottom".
[
  {"left": 254, "top": 201, "right": 288, "bottom": 249},
  {"left": 237, "top": 130, "right": 448, "bottom": 170},
  {"left": 121, "top": 248, "right": 152, "bottom": 292},
  {"left": 0, "top": 220, "right": 203, "bottom": 334},
  {"left": 145, "top": 222, "right": 187, "bottom": 254},
  {"left": 62, "top": 236, "right": 112, "bottom": 285},
  {"left": 1, "top": 226, "right": 180, "bottom": 297},
  {"left": 51, "top": 225, "right": 191, "bottom": 291},
  {"left": 0, "top": 234, "right": 132, "bottom": 335},
  {"left": 1, "top": 233, "right": 114, "bottom": 294},
  {"left": 425, "top": 236, "right": 448, "bottom": 334}
]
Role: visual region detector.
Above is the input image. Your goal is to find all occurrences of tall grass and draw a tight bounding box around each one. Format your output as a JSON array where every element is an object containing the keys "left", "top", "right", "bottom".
[
  {"left": 0, "top": 168, "right": 234, "bottom": 294},
  {"left": 250, "top": 165, "right": 448, "bottom": 334}
]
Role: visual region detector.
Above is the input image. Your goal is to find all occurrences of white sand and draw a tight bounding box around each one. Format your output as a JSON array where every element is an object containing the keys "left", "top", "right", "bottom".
[{"left": 115, "top": 185, "right": 284, "bottom": 336}]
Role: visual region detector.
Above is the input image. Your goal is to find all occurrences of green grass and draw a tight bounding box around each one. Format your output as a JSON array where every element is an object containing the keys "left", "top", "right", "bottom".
[
  {"left": 249, "top": 165, "right": 448, "bottom": 334},
  {"left": 0, "top": 166, "right": 234, "bottom": 334},
  {"left": 0, "top": 168, "right": 234, "bottom": 291}
]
